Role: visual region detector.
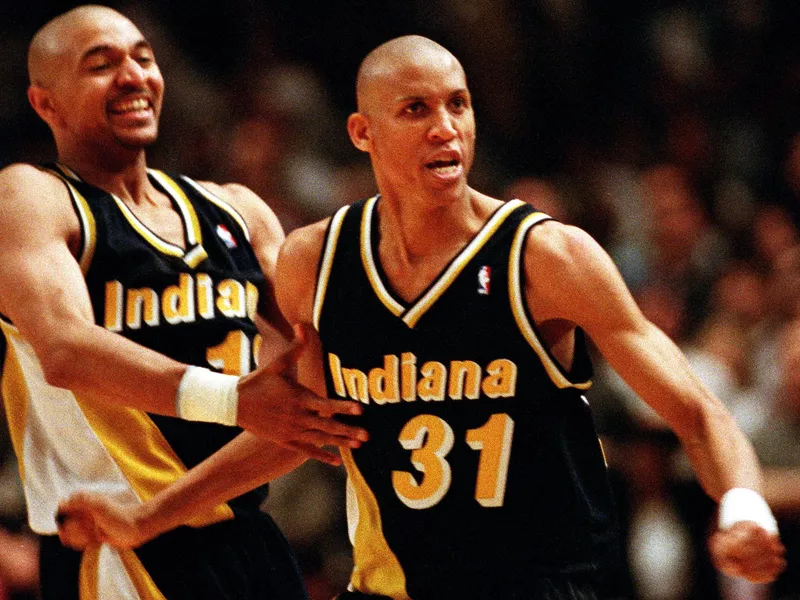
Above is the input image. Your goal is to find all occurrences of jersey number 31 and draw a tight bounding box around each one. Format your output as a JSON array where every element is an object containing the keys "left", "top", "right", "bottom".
[{"left": 392, "top": 413, "right": 514, "bottom": 509}]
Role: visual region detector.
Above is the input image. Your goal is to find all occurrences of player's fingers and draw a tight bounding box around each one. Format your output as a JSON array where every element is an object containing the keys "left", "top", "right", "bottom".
[
  {"left": 58, "top": 492, "right": 105, "bottom": 516},
  {"left": 292, "top": 322, "right": 310, "bottom": 346},
  {"left": 56, "top": 513, "right": 94, "bottom": 550},
  {"left": 303, "top": 396, "right": 363, "bottom": 417},
  {"left": 295, "top": 424, "right": 366, "bottom": 449},
  {"left": 286, "top": 441, "right": 342, "bottom": 466},
  {"left": 299, "top": 413, "right": 368, "bottom": 444},
  {"left": 261, "top": 341, "right": 305, "bottom": 375}
]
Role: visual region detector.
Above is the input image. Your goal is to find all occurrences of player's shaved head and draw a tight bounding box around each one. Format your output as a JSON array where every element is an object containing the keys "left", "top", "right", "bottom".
[
  {"left": 28, "top": 5, "right": 136, "bottom": 88},
  {"left": 355, "top": 35, "right": 464, "bottom": 113}
]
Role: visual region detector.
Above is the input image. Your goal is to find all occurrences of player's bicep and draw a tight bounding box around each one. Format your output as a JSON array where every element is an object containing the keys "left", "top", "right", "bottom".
[
  {"left": 0, "top": 167, "right": 92, "bottom": 349},
  {"left": 525, "top": 224, "right": 712, "bottom": 432},
  {"left": 524, "top": 223, "right": 647, "bottom": 340}
]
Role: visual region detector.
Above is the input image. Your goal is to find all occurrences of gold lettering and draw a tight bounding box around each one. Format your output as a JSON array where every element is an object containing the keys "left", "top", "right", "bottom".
[
  {"left": 418, "top": 361, "right": 446, "bottom": 401},
  {"left": 162, "top": 274, "right": 195, "bottom": 324},
  {"left": 246, "top": 282, "right": 260, "bottom": 321},
  {"left": 401, "top": 352, "right": 417, "bottom": 402},
  {"left": 342, "top": 368, "right": 369, "bottom": 403},
  {"left": 328, "top": 353, "right": 346, "bottom": 398},
  {"left": 125, "top": 288, "right": 159, "bottom": 329},
  {"left": 197, "top": 273, "right": 215, "bottom": 319},
  {"left": 368, "top": 355, "right": 400, "bottom": 404},
  {"left": 448, "top": 360, "right": 481, "bottom": 400},
  {"left": 104, "top": 281, "right": 124, "bottom": 332},
  {"left": 216, "top": 279, "right": 246, "bottom": 318},
  {"left": 482, "top": 359, "right": 517, "bottom": 398}
]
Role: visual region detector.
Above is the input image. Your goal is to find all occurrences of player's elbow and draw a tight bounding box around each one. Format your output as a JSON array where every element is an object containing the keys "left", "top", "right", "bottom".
[
  {"left": 37, "top": 337, "right": 84, "bottom": 390},
  {"left": 673, "top": 394, "right": 734, "bottom": 446}
]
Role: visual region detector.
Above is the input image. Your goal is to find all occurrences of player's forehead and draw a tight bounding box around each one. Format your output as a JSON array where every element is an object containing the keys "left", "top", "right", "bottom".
[
  {"left": 72, "top": 13, "right": 147, "bottom": 55},
  {"left": 51, "top": 9, "right": 148, "bottom": 64},
  {"left": 370, "top": 52, "right": 467, "bottom": 104}
]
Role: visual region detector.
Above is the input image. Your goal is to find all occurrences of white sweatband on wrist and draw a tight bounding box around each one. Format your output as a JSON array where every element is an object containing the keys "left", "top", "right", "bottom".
[
  {"left": 718, "top": 488, "right": 778, "bottom": 534},
  {"left": 175, "top": 366, "right": 239, "bottom": 426}
]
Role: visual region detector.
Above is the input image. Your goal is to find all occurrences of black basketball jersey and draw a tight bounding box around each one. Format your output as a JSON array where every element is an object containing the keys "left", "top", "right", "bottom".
[
  {"left": 314, "top": 197, "right": 618, "bottom": 599},
  {"left": 47, "top": 163, "right": 267, "bottom": 508}
]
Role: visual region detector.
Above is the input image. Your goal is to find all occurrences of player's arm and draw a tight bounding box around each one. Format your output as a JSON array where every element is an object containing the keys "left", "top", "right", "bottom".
[
  {"left": 273, "top": 220, "right": 332, "bottom": 396},
  {"left": 58, "top": 430, "right": 304, "bottom": 550},
  {"left": 762, "top": 468, "right": 800, "bottom": 516},
  {"left": 0, "top": 164, "right": 188, "bottom": 411},
  {"left": 0, "top": 166, "right": 364, "bottom": 451},
  {"left": 523, "top": 221, "right": 784, "bottom": 582}
]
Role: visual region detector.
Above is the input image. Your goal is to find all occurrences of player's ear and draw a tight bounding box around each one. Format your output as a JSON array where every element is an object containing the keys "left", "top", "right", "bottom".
[
  {"left": 347, "top": 112, "right": 371, "bottom": 152},
  {"left": 28, "top": 85, "right": 58, "bottom": 126}
]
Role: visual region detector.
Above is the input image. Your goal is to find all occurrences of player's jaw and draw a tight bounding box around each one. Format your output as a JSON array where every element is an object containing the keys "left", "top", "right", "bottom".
[{"left": 106, "top": 89, "right": 161, "bottom": 147}]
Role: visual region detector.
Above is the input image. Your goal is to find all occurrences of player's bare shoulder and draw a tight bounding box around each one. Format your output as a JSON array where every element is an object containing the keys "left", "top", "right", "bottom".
[
  {"left": 280, "top": 218, "right": 331, "bottom": 277},
  {"left": 523, "top": 219, "right": 611, "bottom": 281},
  {"left": 274, "top": 218, "right": 331, "bottom": 323},
  {"left": 0, "top": 163, "right": 78, "bottom": 242},
  {"left": 195, "top": 180, "right": 284, "bottom": 243}
]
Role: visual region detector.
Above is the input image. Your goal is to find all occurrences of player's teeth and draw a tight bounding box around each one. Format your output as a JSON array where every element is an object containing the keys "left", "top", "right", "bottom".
[{"left": 114, "top": 99, "right": 148, "bottom": 112}]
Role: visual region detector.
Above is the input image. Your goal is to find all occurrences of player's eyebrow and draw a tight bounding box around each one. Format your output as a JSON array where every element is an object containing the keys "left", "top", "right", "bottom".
[{"left": 80, "top": 39, "right": 152, "bottom": 63}]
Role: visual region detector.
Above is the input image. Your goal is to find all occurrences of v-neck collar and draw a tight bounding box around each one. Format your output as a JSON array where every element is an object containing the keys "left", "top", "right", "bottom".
[
  {"left": 54, "top": 164, "right": 208, "bottom": 268},
  {"left": 360, "top": 196, "right": 525, "bottom": 328}
]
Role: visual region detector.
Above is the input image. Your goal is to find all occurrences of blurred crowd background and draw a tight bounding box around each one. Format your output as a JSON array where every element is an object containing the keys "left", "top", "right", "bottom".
[{"left": 2, "top": 1, "right": 800, "bottom": 599}]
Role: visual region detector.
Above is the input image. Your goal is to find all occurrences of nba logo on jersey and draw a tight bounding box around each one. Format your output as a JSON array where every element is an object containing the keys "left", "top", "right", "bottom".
[
  {"left": 216, "top": 224, "right": 237, "bottom": 249},
  {"left": 477, "top": 265, "right": 491, "bottom": 295}
]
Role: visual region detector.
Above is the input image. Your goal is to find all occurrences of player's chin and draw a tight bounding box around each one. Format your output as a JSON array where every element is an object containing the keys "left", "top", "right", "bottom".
[{"left": 115, "top": 128, "right": 159, "bottom": 149}]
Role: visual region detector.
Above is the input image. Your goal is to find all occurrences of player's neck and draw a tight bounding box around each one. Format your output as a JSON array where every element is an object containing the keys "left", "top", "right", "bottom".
[
  {"left": 377, "top": 187, "right": 497, "bottom": 264},
  {"left": 58, "top": 151, "right": 154, "bottom": 205}
]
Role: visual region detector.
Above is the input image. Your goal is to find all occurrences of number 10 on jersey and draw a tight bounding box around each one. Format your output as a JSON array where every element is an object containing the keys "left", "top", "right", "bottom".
[{"left": 391, "top": 413, "right": 514, "bottom": 509}]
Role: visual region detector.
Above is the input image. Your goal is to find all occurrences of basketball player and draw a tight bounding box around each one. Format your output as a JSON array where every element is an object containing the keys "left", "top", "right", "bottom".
[
  {"left": 0, "top": 6, "right": 366, "bottom": 599},
  {"left": 56, "top": 35, "right": 785, "bottom": 599}
]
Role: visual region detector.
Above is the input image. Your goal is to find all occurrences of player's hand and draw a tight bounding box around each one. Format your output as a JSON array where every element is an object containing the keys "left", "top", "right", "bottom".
[
  {"left": 235, "top": 324, "right": 367, "bottom": 465},
  {"left": 56, "top": 493, "right": 152, "bottom": 551},
  {"left": 708, "top": 521, "right": 786, "bottom": 583}
]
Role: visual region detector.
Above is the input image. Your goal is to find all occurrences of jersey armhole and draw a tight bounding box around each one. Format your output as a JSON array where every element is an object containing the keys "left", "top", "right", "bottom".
[
  {"left": 178, "top": 175, "right": 251, "bottom": 242},
  {"left": 508, "top": 213, "right": 592, "bottom": 390},
  {"left": 36, "top": 165, "right": 97, "bottom": 275},
  {"left": 312, "top": 205, "right": 350, "bottom": 332}
]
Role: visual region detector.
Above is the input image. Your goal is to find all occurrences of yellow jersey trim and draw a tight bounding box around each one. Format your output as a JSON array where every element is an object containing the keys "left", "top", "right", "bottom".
[
  {"left": 313, "top": 206, "right": 350, "bottom": 331},
  {"left": 148, "top": 170, "right": 203, "bottom": 247},
  {"left": 38, "top": 166, "right": 97, "bottom": 275},
  {"left": 508, "top": 213, "right": 592, "bottom": 390},
  {"left": 65, "top": 182, "right": 98, "bottom": 275},
  {"left": 342, "top": 448, "right": 410, "bottom": 599},
  {"left": 76, "top": 396, "right": 234, "bottom": 527},
  {"left": 179, "top": 176, "right": 251, "bottom": 242},
  {"left": 402, "top": 199, "right": 525, "bottom": 328},
  {"left": 360, "top": 196, "right": 405, "bottom": 317},
  {"left": 80, "top": 546, "right": 168, "bottom": 600},
  {"left": 0, "top": 320, "right": 29, "bottom": 482}
]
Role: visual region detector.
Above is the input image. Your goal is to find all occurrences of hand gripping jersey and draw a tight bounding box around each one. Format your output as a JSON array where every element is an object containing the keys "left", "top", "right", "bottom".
[
  {"left": 0, "top": 164, "right": 271, "bottom": 599},
  {"left": 314, "top": 197, "right": 618, "bottom": 600}
]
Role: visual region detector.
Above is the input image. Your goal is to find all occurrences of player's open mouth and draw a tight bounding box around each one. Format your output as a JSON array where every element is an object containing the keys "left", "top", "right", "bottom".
[
  {"left": 108, "top": 97, "right": 151, "bottom": 115},
  {"left": 426, "top": 159, "right": 461, "bottom": 175}
]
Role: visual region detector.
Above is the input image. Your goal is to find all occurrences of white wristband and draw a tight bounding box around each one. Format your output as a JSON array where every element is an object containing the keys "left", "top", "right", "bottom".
[
  {"left": 718, "top": 488, "right": 778, "bottom": 534},
  {"left": 175, "top": 366, "right": 239, "bottom": 426}
]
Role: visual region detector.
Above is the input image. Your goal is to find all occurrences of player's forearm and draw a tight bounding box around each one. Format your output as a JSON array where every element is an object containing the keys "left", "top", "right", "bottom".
[
  {"left": 763, "top": 468, "right": 800, "bottom": 516},
  {"left": 134, "top": 433, "right": 306, "bottom": 540},
  {"left": 36, "top": 320, "right": 187, "bottom": 415},
  {"left": 679, "top": 402, "right": 763, "bottom": 501},
  {"left": 603, "top": 322, "right": 762, "bottom": 499}
]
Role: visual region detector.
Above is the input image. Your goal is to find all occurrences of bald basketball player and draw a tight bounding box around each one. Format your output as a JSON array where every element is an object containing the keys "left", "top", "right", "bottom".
[
  {"left": 56, "top": 35, "right": 785, "bottom": 600},
  {"left": 0, "top": 5, "right": 366, "bottom": 599}
]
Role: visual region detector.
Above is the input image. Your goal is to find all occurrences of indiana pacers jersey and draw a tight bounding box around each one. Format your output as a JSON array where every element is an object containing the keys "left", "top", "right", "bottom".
[
  {"left": 314, "top": 197, "right": 618, "bottom": 600},
  {"left": 0, "top": 164, "right": 271, "bottom": 599}
]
